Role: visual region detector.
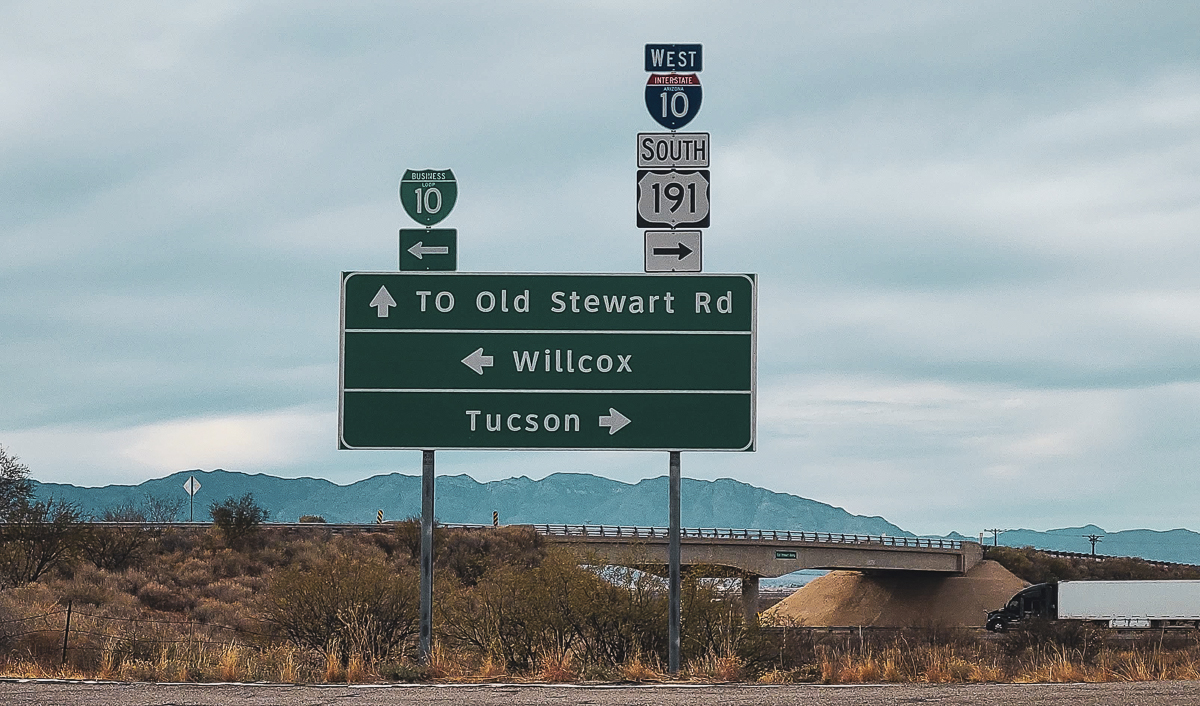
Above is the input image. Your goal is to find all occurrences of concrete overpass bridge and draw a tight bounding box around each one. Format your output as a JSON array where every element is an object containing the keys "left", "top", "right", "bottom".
[{"left": 527, "top": 524, "right": 984, "bottom": 620}]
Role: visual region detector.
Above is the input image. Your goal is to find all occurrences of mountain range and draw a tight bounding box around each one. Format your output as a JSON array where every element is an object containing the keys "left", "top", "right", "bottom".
[
  {"left": 32, "top": 470, "right": 1200, "bottom": 566},
  {"left": 32, "top": 469, "right": 907, "bottom": 535}
]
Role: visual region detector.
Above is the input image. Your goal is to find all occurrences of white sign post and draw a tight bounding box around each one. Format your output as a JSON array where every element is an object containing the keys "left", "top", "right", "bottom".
[{"left": 182, "top": 476, "right": 201, "bottom": 522}]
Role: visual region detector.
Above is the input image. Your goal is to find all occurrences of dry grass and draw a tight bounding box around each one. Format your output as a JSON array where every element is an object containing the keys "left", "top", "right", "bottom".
[
  {"left": 686, "top": 652, "right": 744, "bottom": 682},
  {"left": 618, "top": 652, "right": 664, "bottom": 682},
  {"left": 345, "top": 653, "right": 368, "bottom": 683},
  {"left": 6, "top": 526, "right": 1200, "bottom": 685},
  {"left": 4, "top": 635, "right": 1200, "bottom": 685}
]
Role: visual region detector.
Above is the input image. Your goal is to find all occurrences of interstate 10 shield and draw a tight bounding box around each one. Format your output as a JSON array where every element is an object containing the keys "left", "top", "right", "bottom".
[
  {"left": 399, "top": 169, "right": 457, "bottom": 226},
  {"left": 644, "top": 74, "right": 702, "bottom": 130}
]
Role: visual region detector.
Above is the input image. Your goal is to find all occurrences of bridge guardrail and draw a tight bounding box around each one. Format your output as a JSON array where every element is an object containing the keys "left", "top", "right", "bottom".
[{"left": 525, "top": 524, "right": 963, "bottom": 550}]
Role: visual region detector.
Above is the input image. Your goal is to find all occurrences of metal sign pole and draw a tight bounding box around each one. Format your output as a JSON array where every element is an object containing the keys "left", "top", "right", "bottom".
[
  {"left": 419, "top": 449, "right": 435, "bottom": 662},
  {"left": 668, "top": 450, "right": 681, "bottom": 674}
]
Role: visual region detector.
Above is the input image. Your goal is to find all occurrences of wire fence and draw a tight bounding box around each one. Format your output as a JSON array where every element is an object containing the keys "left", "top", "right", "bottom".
[{"left": 0, "top": 603, "right": 274, "bottom": 659}]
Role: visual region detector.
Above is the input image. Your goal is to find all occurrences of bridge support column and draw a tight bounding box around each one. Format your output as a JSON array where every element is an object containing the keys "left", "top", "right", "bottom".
[{"left": 741, "top": 575, "right": 760, "bottom": 625}]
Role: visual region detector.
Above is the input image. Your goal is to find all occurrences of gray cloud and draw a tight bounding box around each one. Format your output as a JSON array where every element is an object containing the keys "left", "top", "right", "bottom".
[{"left": 2, "top": 1, "right": 1199, "bottom": 535}]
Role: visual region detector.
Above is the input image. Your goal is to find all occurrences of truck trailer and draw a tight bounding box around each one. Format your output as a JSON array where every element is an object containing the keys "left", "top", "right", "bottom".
[{"left": 987, "top": 580, "right": 1200, "bottom": 632}]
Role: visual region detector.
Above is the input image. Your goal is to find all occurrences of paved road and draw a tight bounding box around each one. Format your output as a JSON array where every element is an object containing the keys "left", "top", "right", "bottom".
[{"left": 1, "top": 681, "right": 1198, "bottom": 706}]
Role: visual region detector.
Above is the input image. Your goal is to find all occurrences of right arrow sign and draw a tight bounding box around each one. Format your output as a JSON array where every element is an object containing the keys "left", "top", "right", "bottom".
[
  {"left": 645, "top": 231, "right": 702, "bottom": 272},
  {"left": 599, "top": 408, "right": 632, "bottom": 435}
]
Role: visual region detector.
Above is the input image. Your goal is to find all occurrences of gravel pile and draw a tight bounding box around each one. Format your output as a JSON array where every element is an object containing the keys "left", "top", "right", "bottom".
[{"left": 761, "top": 560, "right": 1029, "bottom": 628}]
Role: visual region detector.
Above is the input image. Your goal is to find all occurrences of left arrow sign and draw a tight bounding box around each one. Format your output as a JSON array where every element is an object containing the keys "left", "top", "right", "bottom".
[
  {"left": 369, "top": 286, "right": 396, "bottom": 317},
  {"left": 461, "top": 347, "right": 494, "bottom": 375},
  {"left": 407, "top": 241, "right": 450, "bottom": 260}
]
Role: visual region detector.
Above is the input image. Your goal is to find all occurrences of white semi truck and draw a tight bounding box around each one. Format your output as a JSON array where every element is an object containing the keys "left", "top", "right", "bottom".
[{"left": 987, "top": 580, "right": 1200, "bottom": 632}]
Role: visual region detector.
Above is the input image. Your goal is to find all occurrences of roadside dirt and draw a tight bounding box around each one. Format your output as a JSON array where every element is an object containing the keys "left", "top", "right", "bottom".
[{"left": 761, "top": 559, "right": 1028, "bottom": 627}]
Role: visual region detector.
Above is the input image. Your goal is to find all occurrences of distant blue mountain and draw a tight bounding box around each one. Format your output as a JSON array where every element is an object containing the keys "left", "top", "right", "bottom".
[
  {"left": 31, "top": 470, "right": 909, "bottom": 536},
  {"left": 34, "top": 471, "right": 1200, "bottom": 566},
  {"left": 984, "top": 525, "right": 1200, "bottom": 567}
]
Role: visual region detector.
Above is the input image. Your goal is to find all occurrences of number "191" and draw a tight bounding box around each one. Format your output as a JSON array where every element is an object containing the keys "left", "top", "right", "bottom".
[{"left": 651, "top": 181, "right": 696, "bottom": 213}]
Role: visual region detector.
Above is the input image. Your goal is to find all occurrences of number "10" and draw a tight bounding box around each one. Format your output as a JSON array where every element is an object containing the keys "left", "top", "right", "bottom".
[
  {"left": 659, "top": 91, "right": 689, "bottom": 119},
  {"left": 413, "top": 187, "right": 443, "bottom": 214}
]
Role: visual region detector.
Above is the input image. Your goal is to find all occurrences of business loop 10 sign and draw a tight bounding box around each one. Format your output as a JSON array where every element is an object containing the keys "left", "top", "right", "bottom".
[
  {"left": 645, "top": 74, "right": 702, "bottom": 130},
  {"left": 339, "top": 272, "right": 755, "bottom": 451},
  {"left": 399, "top": 169, "right": 457, "bottom": 226}
]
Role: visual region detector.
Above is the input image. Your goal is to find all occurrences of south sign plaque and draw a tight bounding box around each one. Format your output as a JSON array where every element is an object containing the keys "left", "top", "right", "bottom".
[
  {"left": 339, "top": 272, "right": 755, "bottom": 451},
  {"left": 638, "top": 132, "right": 710, "bottom": 169}
]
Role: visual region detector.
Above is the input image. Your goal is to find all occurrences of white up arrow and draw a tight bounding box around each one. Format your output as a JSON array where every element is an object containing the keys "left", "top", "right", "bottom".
[
  {"left": 369, "top": 286, "right": 396, "bottom": 318},
  {"left": 598, "top": 408, "right": 632, "bottom": 435},
  {"left": 461, "top": 347, "right": 494, "bottom": 375},
  {"left": 407, "top": 241, "right": 450, "bottom": 260}
]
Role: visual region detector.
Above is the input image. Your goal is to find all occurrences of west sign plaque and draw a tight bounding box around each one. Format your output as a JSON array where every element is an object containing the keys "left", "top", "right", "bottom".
[{"left": 339, "top": 272, "right": 755, "bottom": 451}]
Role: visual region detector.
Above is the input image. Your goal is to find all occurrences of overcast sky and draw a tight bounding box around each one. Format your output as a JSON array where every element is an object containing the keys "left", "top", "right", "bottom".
[{"left": 3, "top": 2, "right": 1199, "bottom": 536}]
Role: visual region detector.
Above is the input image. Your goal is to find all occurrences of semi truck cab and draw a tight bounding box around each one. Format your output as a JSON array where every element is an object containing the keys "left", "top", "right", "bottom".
[{"left": 986, "top": 583, "right": 1057, "bottom": 632}]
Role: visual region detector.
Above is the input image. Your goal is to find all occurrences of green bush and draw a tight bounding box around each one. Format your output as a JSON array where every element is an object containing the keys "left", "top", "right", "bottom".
[
  {"left": 263, "top": 551, "right": 419, "bottom": 663},
  {"left": 209, "top": 494, "right": 270, "bottom": 549}
]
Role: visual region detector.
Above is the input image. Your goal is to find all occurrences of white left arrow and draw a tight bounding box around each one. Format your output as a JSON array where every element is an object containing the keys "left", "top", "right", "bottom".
[
  {"left": 369, "top": 286, "right": 396, "bottom": 317},
  {"left": 598, "top": 408, "right": 632, "bottom": 435},
  {"left": 461, "top": 347, "right": 494, "bottom": 375},
  {"left": 408, "top": 241, "right": 450, "bottom": 260}
]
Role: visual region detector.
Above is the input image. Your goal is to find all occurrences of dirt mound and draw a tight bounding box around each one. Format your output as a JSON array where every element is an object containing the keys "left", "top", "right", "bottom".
[{"left": 762, "top": 560, "right": 1028, "bottom": 628}]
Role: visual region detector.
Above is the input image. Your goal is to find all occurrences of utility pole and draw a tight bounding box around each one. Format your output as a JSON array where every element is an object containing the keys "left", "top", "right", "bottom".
[
  {"left": 985, "top": 528, "right": 1006, "bottom": 546},
  {"left": 1084, "top": 533, "right": 1103, "bottom": 556}
]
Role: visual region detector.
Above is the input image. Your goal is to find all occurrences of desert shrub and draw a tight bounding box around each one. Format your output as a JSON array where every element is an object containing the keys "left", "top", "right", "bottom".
[
  {"left": 209, "top": 548, "right": 265, "bottom": 580},
  {"left": 0, "top": 498, "right": 88, "bottom": 587},
  {"left": 998, "top": 617, "right": 1104, "bottom": 657},
  {"left": 192, "top": 598, "right": 243, "bottom": 629},
  {"left": 987, "top": 545, "right": 1200, "bottom": 584},
  {"left": 437, "top": 525, "right": 547, "bottom": 586},
  {"left": 263, "top": 552, "right": 419, "bottom": 663},
  {"left": 681, "top": 575, "right": 742, "bottom": 656},
  {"left": 378, "top": 660, "right": 429, "bottom": 682},
  {"left": 436, "top": 549, "right": 735, "bottom": 673},
  {"left": 84, "top": 525, "right": 155, "bottom": 572},
  {"left": 173, "top": 556, "right": 216, "bottom": 588},
  {"left": 209, "top": 494, "right": 270, "bottom": 549},
  {"left": 0, "top": 445, "right": 34, "bottom": 521},
  {"left": 197, "top": 578, "right": 254, "bottom": 605},
  {"left": 439, "top": 553, "right": 585, "bottom": 671},
  {"left": 137, "top": 581, "right": 193, "bottom": 613},
  {"left": 737, "top": 623, "right": 819, "bottom": 674},
  {"left": 53, "top": 564, "right": 118, "bottom": 606},
  {"left": 298, "top": 515, "right": 326, "bottom": 523}
]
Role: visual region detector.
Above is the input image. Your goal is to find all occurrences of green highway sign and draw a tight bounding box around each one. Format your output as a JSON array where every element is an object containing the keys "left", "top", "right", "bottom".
[
  {"left": 399, "top": 228, "right": 457, "bottom": 270},
  {"left": 339, "top": 272, "right": 755, "bottom": 451},
  {"left": 399, "top": 169, "right": 457, "bottom": 226}
]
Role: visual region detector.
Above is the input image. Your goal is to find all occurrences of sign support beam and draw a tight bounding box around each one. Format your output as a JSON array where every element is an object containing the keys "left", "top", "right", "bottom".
[
  {"left": 419, "top": 449, "right": 435, "bottom": 663},
  {"left": 668, "top": 450, "right": 681, "bottom": 674}
]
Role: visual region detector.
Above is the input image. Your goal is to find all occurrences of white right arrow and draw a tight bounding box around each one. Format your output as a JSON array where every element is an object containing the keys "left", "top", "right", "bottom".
[
  {"left": 461, "top": 347, "right": 494, "bottom": 375},
  {"left": 598, "top": 408, "right": 632, "bottom": 435},
  {"left": 408, "top": 241, "right": 450, "bottom": 260},
  {"left": 369, "top": 286, "right": 396, "bottom": 318}
]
